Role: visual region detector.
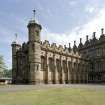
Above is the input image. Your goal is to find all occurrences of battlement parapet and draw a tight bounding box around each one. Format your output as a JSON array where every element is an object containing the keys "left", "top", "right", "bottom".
[{"left": 41, "top": 40, "right": 80, "bottom": 57}]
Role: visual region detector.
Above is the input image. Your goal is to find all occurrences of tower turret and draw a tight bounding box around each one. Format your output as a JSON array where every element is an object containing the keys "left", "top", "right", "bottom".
[
  {"left": 11, "top": 34, "right": 21, "bottom": 83},
  {"left": 28, "top": 10, "right": 42, "bottom": 84}
]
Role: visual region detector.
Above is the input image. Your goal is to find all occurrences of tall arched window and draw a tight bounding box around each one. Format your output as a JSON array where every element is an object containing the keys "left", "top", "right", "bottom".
[
  {"left": 49, "top": 58, "right": 54, "bottom": 72},
  {"left": 68, "top": 61, "right": 72, "bottom": 72},
  {"left": 63, "top": 60, "right": 67, "bottom": 73},
  {"left": 56, "top": 59, "right": 61, "bottom": 72},
  {"left": 41, "top": 56, "right": 45, "bottom": 71}
]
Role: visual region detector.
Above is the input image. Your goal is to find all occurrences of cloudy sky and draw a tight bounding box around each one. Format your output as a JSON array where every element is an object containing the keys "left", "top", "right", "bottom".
[{"left": 0, "top": 0, "right": 105, "bottom": 69}]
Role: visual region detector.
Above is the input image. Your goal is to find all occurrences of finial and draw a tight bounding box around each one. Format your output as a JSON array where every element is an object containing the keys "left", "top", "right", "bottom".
[
  {"left": 69, "top": 43, "right": 71, "bottom": 48},
  {"left": 68, "top": 43, "right": 71, "bottom": 52},
  {"left": 74, "top": 40, "right": 76, "bottom": 45},
  {"left": 93, "top": 32, "right": 96, "bottom": 38},
  {"left": 101, "top": 28, "right": 104, "bottom": 35},
  {"left": 86, "top": 35, "right": 88, "bottom": 41},
  {"left": 80, "top": 38, "right": 82, "bottom": 43},
  {"left": 14, "top": 33, "right": 18, "bottom": 42},
  {"left": 64, "top": 45, "right": 66, "bottom": 49},
  {"left": 33, "top": 9, "right": 36, "bottom": 20}
]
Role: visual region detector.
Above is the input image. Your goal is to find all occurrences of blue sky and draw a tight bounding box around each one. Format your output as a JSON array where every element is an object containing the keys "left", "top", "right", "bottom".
[{"left": 0, "top": 0, "right": 105, "bottom": 69}]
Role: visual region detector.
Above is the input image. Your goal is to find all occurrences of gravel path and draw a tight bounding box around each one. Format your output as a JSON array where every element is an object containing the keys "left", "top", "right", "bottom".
[{"left": 0, "top": 84, "right": 105, "bottom": 93}]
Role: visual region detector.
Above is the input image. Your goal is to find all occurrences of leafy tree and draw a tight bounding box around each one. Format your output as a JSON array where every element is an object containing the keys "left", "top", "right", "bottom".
[
  {"left": 3, "top": 69, "right": 12, "bottom": 78},
  {"left": 0, "top": 55, "right": 7, "bottom": 78}
]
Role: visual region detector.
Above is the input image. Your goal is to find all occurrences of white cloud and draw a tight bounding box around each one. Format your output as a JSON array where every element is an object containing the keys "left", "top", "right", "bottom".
[
  {"left": 1, "top": 6, "right": 105, "bottom": 69},
  {"left": 69, "top": 1, "right": 77, "bottom": 6},
  {"left": 41, "top": 7, "right": 105, "bottom": 47},
  {"left": 85, "top": 6, "right": 95, "bottom": 13},
  {"left": 76, "top": 8, "right": 105, "bottom": 39}
]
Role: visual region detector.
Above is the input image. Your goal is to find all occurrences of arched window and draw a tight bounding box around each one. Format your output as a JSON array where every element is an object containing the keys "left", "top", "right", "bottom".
[
  {"left": 56, "top": 59, "right": 61, "bottom": 72},
  {"left": 63, "top": 60, "right": 67, "bottom": 73},
  {"left": 49, "top": 58, "right": 54, "bottom": 72},
  {"left": 68, "top": 61, "right": 72, "bottom": 72},
  {"left": 41, "top": 56, "right": 45, "bottom": 70}
]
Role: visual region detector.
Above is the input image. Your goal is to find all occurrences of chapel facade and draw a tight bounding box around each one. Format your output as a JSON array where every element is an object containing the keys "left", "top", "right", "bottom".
[{"left": 11, "top": 13, "right": 105, "bottom": 84}]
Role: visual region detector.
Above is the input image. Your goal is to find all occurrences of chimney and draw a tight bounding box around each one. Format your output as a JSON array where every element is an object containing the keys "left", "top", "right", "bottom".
[
  {"left": 69, "top": 43, "right": 71, "bottom": 48},
  {"left": 64, "top": 45, "right": 66, "bottom": 49},
  {"left": 86, "top": 35, "right": 88, "bottom": 41},
  {"left": 101, "top": 28, "right": 104, "bottom": 35},
  {"left": 80, "top": 38, "right": 82, "bottom": 43},
  {"left": 93, "top": 32, "right": 96, "bottom": 39},
  {"left": 74, "top": 40, "right": 76, "bottom": 45},
  {"left": 68, "top": 43, "right": 71, "bottom": 52}
]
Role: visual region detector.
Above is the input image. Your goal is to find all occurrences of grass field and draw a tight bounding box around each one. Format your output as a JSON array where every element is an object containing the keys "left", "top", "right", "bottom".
[{"left": 0, "top": 86, "right": 105, "bottom": 105}]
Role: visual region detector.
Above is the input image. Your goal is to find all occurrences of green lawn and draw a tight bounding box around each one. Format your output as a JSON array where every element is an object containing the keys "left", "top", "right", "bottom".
[{"left": 0, "top": 87, "right": 105, "bottom": 105}]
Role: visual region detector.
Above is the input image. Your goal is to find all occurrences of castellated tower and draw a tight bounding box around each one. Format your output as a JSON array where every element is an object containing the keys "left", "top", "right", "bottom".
[
  {"left": 27, "top": 19, "right": 42, "bottom": 84},
  {"left": 11, "top": 41, "right": 21, "bottom": 84}
]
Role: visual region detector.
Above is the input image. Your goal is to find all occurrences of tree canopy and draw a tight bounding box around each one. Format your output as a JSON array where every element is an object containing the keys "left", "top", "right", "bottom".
[
  {"left": 0, "top": 55, "right": 12, "bottom": 78},
  {"left": 0, "top": 56, "right": 6, "bottom": 71}
]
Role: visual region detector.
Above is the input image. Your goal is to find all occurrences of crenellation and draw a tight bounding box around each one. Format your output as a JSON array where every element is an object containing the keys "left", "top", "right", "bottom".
[{"left": 41, "top": 40, "right": 81, "bottom": 56}]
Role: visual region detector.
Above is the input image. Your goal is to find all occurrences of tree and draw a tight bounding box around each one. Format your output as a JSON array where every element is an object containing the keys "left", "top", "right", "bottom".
[
  {"left": 0, "top": 55, "right": 7, "bottom": 78},
  {"left": 3, "top": 69, "right": 12, "bottom": 78}
]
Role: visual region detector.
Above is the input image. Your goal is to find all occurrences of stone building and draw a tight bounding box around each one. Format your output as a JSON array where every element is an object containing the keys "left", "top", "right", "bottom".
[{"left": 11, "top": 13, "right": 105, "bottom": 84}]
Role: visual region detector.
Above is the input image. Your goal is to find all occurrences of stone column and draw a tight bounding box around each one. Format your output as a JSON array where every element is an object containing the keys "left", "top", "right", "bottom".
[
  {"left": 85, "top": 64, "right": 87, "bottom": 83},
  {"left": 73, "top": 63, "right": 76, "bottom": 83},
  {"left": 83, "top": 64, "right": 85, "bottom": 83},
  {"left": 55, "top": 59, "right": 59, "bottom": 84},
  {"left": 81, "top": 63, "right": 83, "bottom": 83},
  {"left": 39, "top": 65, "right": 44, "bottom": 84},
  {"left": 66, "top": 57, "right": 69, "bottom": 84},
  {"left": 70, "top": 58, "right": 73, "bottom": 83},
  {"left": 78, "top": 74, "right": 80, "bottom": 84},
  {"left": 77, "top": 63, "right": 80, "bottom": 83},
  {"left": 48, "top": 57, "right": 52, "bottom": 84},
  {"left": 71, "top": 62, "right": 74, "bottom": 83},
  {"left": 62, "top": 62, "right": 65, "bottom": 84},
  {"left": 68, "top": 61, "right": 70, "bottom": 83},
  {"left": 44, "top": 52, "right": 48, "bottom": 84},
  {"left": 52, "top": 53, "right": 56, "bottom": 84},
  {"left": 86, "top": 64, "right": 90, "bottom": 83},
  {"left": 60, "top": 55, "right": 63, "bottom": 84},
  {"left": 76, "top": 62, "right": 78, "bottom": 83},
  {"left": 55, "top": 60, "right": 58, "bottom": 84}
]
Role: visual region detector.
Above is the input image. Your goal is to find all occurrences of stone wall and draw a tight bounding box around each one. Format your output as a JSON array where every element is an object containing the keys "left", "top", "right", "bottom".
[{"left": 39, "top": 40, "right": 89, "bottom": 84}]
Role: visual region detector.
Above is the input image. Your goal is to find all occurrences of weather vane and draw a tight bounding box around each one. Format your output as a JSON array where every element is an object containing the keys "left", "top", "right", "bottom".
[
  {"left": 15, "top": 33, "right": 18, "bottom": 42},
  {"left": 33, "top": 9, "right": 36, "bottom": 20}
]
